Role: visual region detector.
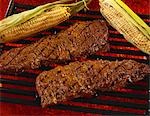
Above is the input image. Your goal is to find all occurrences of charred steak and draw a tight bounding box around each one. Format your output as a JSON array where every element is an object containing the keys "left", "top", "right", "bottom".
[
  {"left": 0, "top": 20, "right": 109, "bottom": 72},
  {"left": 36, "top": 59, "right": 150, "bottom": 107}
]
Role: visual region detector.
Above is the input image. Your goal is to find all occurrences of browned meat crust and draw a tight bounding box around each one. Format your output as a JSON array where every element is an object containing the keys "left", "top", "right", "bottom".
[
  {"left": 36, "top": 59, "right": 150, "bottom": 107},
  {"left": 0, "top": 20, "right": 109, "bottom": 72}
]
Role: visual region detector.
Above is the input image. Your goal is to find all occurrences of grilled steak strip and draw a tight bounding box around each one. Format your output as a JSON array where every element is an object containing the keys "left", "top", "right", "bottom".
[
  {"left": 36, "top": 60, "right": 150, "bottom": 107},
  {"left": 0, "top": 20, "right": 109, "bottom": 72}
]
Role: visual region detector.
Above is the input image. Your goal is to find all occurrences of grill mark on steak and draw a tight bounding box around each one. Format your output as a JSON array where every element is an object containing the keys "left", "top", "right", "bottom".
[
  {"left": 3, "top": 38, "right": 45, "bottom": 67},
  {"left": 36, "top": 60, "right": 150, "bottom": 107},
  {"left": 66, "top": 24, "right": 82, "bottom": 49},
  {"left": 30, "top": 22, "right": 97, "bottom": 66},
  {"left": 39, "top": 36, "right": 58, "bottom": 57},
  {"left": 91, "top": 61, "right": 109, "bottom": 89},
  {"left": 87, "top": 22, "right": 108, "bottom": 53},
  {"left": 59, "top": 21, "right": 108, "bottom": 59},
  {"left": 44, "top": 37, "right": 59, "bottom": 57},
  {"left": 92, "top": 61, "right": 112, "bottom": 90},
  {"left": 76, "top": 22, "right": 102, "bottom": 56},
  {"left": 78, "top": 64, "right": 96, "bottom": 96},
  {"left": 88, "top": 21, "right": 108, "bottom": 51},
  {"left": 12, "top": 38, "right": 47, "bottom": 70},
  {"left": 45, "top": 35, "right": 62, "bottom": 62},
  {"left": 0, "top": 47, "right": 25, "bottom": 66},
  {"left": 0, "top": 49, "right": 11, "bottom": 60},
  {"left": 108, "top": 61, "right": 134, "bottom": 90},
  {"left": 0, "top": 20, "right": 109, "bottom": 72},
  {"left": 32, "top": 36, "right": 54, "bottom": 56},
  {"left": 80, "top": 31, "right": 89, "bottom": 48},
  {"left": 97, "top": 61, "right": 125, "bottom": 90},
  {"left": 30, "top": 37, "right": 54, "bottom": 68},
  {"left": 73, "top": 63, "right": 91, "bottom": 91},
  {"left": 42, "top": 45, "right": 59, "bottom": 66},
  {"left": 69, "top": 22, "right": 94, "bottom": 51},
  {"left": 67, "top": 22, "right": 93, "bottom": 54}
]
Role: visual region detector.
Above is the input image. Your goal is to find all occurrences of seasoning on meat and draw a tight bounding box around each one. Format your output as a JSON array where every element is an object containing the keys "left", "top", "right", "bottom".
[
  {"left": 0, "top": 20, "right": 109, "bottom": 72},
  {"left": 36, "top": 59, "right": 150, "bottom": 107}
]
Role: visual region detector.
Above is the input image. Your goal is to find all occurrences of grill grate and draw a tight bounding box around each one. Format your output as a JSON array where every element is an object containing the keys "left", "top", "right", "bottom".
[{"left": 0, "top": 1, "right": 149, "bottom": 115}]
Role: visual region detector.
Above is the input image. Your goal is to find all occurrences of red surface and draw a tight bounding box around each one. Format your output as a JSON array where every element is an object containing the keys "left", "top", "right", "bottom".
[
  {"left": 0, "top": 0, "right": 150, "bottom": 20},
  {"left": 0, "top": 0, "right": 149, "bottom": 115}
]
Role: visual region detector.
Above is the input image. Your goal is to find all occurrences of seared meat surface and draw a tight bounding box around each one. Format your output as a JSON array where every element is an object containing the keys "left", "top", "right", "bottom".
[
  {"left": 36, "top": 59, "right": 150, "bottom": 107},
  {"left": 0, "top": 20, "right": 109, "bottom": 72}
]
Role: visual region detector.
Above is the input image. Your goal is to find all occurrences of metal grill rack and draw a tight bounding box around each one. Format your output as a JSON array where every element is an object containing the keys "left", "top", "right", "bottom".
[{"left": 0, "top": 1, "right": 149, "bottom": 115}]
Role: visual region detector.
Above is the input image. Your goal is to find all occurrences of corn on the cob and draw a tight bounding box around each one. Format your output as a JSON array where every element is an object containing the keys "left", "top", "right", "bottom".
[
  {"left": 99, "top": 0, "right": 150, "bottom": 55},
  {"left": 0, "top": 0, "right": 91, "bottom": 43}
]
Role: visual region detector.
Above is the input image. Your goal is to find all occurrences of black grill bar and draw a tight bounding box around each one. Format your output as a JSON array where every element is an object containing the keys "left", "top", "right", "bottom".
[
  {"left": 109, "top": 49, "right": 147, "bottom": 56},
  {"left": 109, "top": 33, "right": 124, "bottom": 38},
  {"left": 0, "top": 78, "right": 35, "bottom": 87},
  {"left": 50, "top": 104, "right": 141, "bottom": 115},
  {"left": 1, "top": 97, "right": 39, "bottom": 106},
  {"left": 99, "top": 91, "right": 148, "bottom": 100},
  {"left": 0, "top": 87, "right": 35, "bottom": 96},
  {"left": 109, "top": 46, "right": 148, "bottom": 56},
  {"left": 14, "top": 2, "right": 35, "bottom": 10},
  {"left": 109, "top": 41, "right": 137, "bottom": 47},
  {"left": 0, "top": 97, "right": 143, "bottom": 115},
  {"left": 1, "top": 90, "right": 147, "bottom": 110},
  {"left": 126, "top": 84, "right": 148, "bottom": 90},
  {"left": 70, "top": 16, "right": 104, "bottom": 21},
  {"left": 0, "top": 72, "right": 38, "bottom": 78},
  {"left": 73, "top": 97, "right": 147, "bottom": 110}
]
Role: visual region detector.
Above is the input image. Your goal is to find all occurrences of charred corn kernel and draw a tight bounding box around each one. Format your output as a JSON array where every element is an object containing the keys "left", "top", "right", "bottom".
[
  {"left": 0, "top": 0, "right": 91, "bottom": 43},
  {"left": 99, "top": 0, "right": 150, "bottom": 55}
]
